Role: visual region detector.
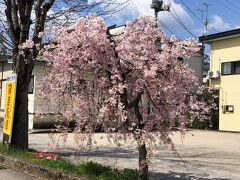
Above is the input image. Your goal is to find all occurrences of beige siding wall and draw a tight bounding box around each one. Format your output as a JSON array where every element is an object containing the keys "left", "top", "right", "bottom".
[{"left": 210, "top": 36, "right": 240, "bottom": 132}]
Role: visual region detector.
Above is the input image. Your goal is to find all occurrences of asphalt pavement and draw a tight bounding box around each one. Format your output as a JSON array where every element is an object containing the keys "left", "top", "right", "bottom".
[
  {"left": 28, "top": 130, "right": 240, "bottom": 180},
  {"left": 0, "top": 129, "right": 239, "bottom": 179}
]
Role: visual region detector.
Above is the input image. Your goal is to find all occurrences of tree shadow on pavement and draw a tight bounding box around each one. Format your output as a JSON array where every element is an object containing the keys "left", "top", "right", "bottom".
[
  {"left": 55, "top": 147, "right": 138, "bottom": 159},
  {"left": 149, "top": 171, "right": 230, "bottom": 180},
  {"left": 35, "top": 146, "right": 233, "bottom": 180}
]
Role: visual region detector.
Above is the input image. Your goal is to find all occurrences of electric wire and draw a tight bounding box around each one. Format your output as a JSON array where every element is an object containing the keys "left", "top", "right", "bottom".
[
  {"left": 215, "top": 0, "right": 240, "bottom": 16},
  {"left": 225, "top": 0, "right": 240, "bottom": 11},
  {"left": 159, "top": 20, "right": 180, "bottom": 38},
  {"left": 181, "top": 0, "right": 220, "bottom": 33},
  {"left": 166, "top": 0, "right": 197, "bottom": 38},
  {"left": 170, "top": 11, "right": 197, "bottom": 38}
]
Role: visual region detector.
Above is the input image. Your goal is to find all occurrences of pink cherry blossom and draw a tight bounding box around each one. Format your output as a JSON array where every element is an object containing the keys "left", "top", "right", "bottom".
[
  {"left": 37, "top": 14, "right": 216, "bottom": 178},
  {"left": 20, "top": 38, "right": 34, "bottom": 49}
]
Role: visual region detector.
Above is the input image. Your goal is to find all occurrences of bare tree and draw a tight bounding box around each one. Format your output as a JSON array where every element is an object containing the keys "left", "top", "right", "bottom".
[{"left": 0, "top": 0, "right": 129, "bottom": 149}]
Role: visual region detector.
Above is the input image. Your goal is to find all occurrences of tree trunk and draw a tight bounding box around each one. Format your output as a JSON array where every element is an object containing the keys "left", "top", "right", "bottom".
[
  {"left": 139, "top": 143, "right": 148, "bottom": 180},
  {"left": 11, "top": 71, "right": 29, "bottom": 150}
]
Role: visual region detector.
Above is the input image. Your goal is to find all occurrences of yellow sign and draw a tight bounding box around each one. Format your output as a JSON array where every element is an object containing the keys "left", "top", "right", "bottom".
[{"left": 3, "top": 74, "right": 17, "bottom": 143}]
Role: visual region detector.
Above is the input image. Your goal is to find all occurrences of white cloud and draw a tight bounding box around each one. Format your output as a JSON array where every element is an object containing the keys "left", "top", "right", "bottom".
[
  {"left": 107, "top": 0, "right": 195, "bottom": 38},
  {"left": 209, "top": 15, "right": 231, "bottom": 31},
  {"left": 209, "top": 15, "right": 240, "bottom": 32}
]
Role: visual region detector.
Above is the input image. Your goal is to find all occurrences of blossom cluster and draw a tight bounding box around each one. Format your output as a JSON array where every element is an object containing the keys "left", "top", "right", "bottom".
[{"left": 38, "top": 14, "right": 215, "bottom": 150}]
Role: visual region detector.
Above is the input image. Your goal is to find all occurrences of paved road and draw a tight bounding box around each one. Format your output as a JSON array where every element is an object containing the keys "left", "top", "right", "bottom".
[
  {"left": 28, "top": 130, "right": 240, "bottom": 180},
  {"left": 0, "top": 165, "right": 39, "bottom": 180}
]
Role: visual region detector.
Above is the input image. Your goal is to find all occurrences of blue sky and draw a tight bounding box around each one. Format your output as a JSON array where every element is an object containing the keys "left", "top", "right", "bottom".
[{"left": 104, "top": 0, "right": 240, "bottom": 39}]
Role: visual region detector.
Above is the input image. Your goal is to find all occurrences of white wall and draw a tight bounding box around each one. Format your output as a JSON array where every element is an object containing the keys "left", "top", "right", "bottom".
[{"left": 0, "top": 62, "right": 50, "bottom": 129}]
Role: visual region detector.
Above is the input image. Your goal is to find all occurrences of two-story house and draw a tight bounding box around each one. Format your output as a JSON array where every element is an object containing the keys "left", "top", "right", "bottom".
[{"left": 200, "top": 29, "right": 240, "bottom": 132}]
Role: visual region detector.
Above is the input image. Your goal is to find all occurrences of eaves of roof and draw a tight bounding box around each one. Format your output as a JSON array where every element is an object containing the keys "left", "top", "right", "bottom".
[{"left": 199, "top": 28, "right": 240, "bottom": 43}]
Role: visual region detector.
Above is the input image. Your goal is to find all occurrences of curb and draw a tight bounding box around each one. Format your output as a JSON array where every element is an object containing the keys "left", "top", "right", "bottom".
[{"left": 0, "top": 153, "right": 88, "bottom": 180}]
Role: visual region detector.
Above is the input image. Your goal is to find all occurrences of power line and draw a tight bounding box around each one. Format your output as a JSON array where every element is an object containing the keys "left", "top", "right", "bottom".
[
  {"left": 215, "top": 0, "right": 240, "bottom": 16},
  {"left": 159, "top": 20, "right": 179, "bottom": 38},
  {"left": 225, "top": 0, "right": 240, "bottom": 11},
  {"left": 233, "top": 0, "right": 240, "bottom": 3},
  {"left": 181, "top": 0, "right": 202, "bottom": 22},
  {"left": 170, "top": 11, "right": 197, "bottom": 38},
  {"left": 181, "top": 0, "right": 220, "bottom": 33},
  {"left": 166, "top": 0, "right": 197, "bottom": 38}
]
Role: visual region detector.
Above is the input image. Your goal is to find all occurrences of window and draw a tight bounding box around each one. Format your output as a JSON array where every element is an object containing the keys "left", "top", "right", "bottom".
[
  {"left": 28, "top": 76, "right": 34, "bottom": 94},
  {"left": 221, "top": 61, "right": 240, "bottom": 75},
  {"left": 234, "top": 61, "right": 240, "bottom": 74},
  {"left": 222, "top": 62, "right": 232, "bottom": 75}
]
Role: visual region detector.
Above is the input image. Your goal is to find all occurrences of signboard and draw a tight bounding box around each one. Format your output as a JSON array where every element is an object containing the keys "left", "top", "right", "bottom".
[{"left": 3, "top": 73, "right": 17, "bottom": 144}]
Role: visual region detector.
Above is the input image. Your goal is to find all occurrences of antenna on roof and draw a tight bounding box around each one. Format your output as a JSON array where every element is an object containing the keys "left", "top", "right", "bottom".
[
  {"left": 203, "top": 3, "right": 210, "bottom": 36},
  {"left": 198, "top": 3, "right": 210, "bottom": 36}
]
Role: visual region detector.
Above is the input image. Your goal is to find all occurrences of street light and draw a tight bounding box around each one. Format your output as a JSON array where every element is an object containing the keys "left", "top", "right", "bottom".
[
  {"left": 151, "top": 0, "right": 170, "bottom": 51},
  {"left": 151, "top": 0, "right": 170, "bottom": 19},
  {"left": 150, "top": 0, "right": 170, "bottom": 29},
  {"left": 151, "top": 0, "right": 164, "bottom": 19}
]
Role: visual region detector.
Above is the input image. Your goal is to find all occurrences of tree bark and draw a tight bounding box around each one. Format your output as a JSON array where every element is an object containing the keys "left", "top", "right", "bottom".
[
  {"left": 139, "top": 143, "right": 148, "bottom": 180},
  {"left": 4, "top": 0, "right": 52, "bottom": 150},
  {"left": 11, "top": 53, "right": 32, "bottom": 149},
  {"left": 11, "top": 80, "right": 29, "bottom": 149},
  {"left": 129, "top": 95, "right": 148, "bottom": 179}
]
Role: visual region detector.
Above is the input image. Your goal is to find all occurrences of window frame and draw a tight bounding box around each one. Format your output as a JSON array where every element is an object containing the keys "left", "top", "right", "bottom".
[
  {"left": 221, "top": 60, "right": 240, "bottom": 75},
  {"left": 234, "top": 61, "right": 240, "bottom": 74}
]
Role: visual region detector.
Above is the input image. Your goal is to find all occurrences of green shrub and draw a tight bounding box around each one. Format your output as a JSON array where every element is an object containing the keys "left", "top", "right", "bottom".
[
  {"left": 0, "top": 144, "right": 138, "bottom": 179},
  {"left": 191, "top": 118, "right": 207, "bottom": 129}
]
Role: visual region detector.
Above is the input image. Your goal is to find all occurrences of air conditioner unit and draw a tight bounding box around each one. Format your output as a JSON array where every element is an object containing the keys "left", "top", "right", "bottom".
[{"left": 207, "top": 70, "right": 220, "bottom": 79}]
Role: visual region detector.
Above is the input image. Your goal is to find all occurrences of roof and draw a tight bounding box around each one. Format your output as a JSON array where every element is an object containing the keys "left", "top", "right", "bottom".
[{"left": 199, "top": 28, "right": 240, "bottom": 43}]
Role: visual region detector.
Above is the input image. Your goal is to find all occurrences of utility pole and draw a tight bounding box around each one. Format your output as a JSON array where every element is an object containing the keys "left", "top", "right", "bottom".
[{"left": 150, "top": 0, "right": 170, "bottom": 28}]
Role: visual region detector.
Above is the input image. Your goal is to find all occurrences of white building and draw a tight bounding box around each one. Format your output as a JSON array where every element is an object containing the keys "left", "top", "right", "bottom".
[{"left": 0, "top": 55, "right": 49, "bottom": 129}]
